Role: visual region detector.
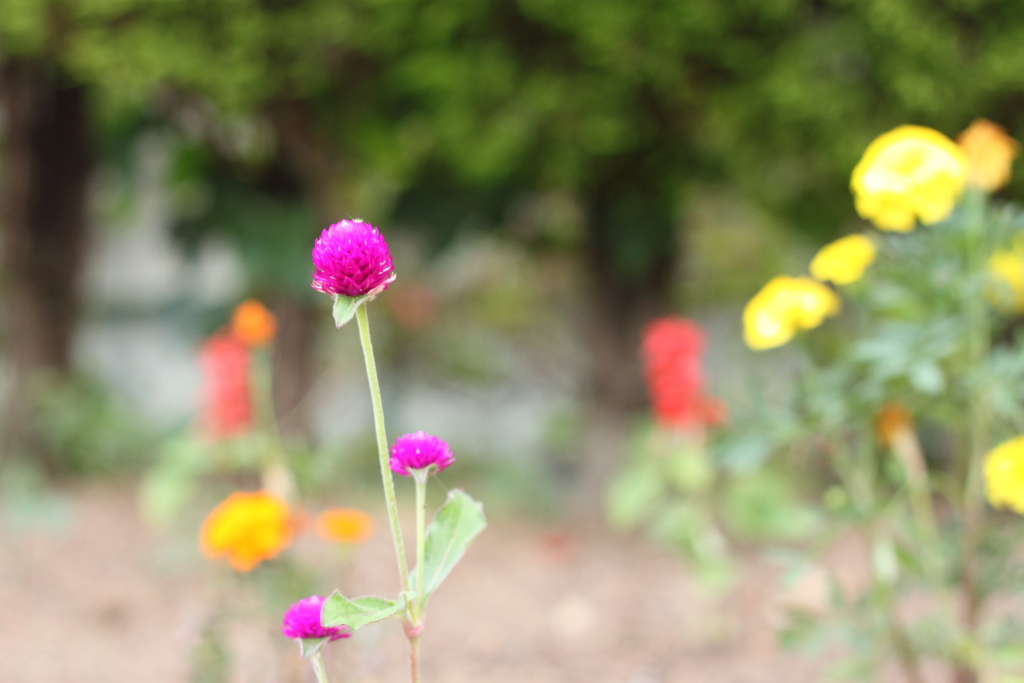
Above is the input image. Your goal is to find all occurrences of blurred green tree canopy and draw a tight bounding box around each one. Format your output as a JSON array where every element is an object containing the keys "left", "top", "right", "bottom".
[{"left": 6, "top": 0, "right": 1024, "bottom": 447}]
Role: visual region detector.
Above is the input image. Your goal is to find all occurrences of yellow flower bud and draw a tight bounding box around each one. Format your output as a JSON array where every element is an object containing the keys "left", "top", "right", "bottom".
[
  {"left": 988, "top": 237, "right": 1024, "bottom": 313},
  {"left": 957, "top": 118, "right": 1019, "bottom": 192}
]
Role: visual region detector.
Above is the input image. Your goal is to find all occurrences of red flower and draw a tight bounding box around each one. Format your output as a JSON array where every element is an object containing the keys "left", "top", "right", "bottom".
[
  {"left": 199, "top": 333, "right": 252, "bottom": 438},
  {"left": 641, "top": 317, "right": 726, "bottom": 429}
]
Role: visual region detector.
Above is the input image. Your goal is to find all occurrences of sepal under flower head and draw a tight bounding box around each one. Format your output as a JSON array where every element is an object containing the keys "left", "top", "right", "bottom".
[
  {"left": 311, "top": 220, "right": 396, "bottom": 298},
  {"left": 390, "top": 431, "right": 455, "bottom": 477},
  {"left": 281, "top": 595, "right": 351, "bottom": 642}
]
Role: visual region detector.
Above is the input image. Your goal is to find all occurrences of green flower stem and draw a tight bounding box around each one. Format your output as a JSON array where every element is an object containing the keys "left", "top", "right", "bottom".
[
  {"left": 409, "top": 635, "right": 421, "bottom": 683},
  {"left": 311, "top": 652, "right": 330, "bottom": 683},
  {"left": 355, "top": 305, "right": 411, "bottom": 595},
  {"left": 413, "top": 472, "right": 428, "bottom": 622},
  {"left": 956, "top": 188, "right": 991, "bottom": 683}
]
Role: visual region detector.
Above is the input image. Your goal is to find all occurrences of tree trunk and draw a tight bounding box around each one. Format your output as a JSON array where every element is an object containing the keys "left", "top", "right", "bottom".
[
  {"left": 572, "top": 186, "right": 678, "bottom": 514},
  {"left": 0, "top": 60, "right": 92, "bottom": 458},
  {"left": 266, "top": 100, "right": 341, "bottom": 444},
  {"left": 270, "top": 295, "right": 319, "bottom": 442}
]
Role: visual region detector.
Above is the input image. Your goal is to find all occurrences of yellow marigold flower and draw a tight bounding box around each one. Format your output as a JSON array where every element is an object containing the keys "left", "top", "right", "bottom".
[
  {"left": 984, "top": 436, "right": 1024, "bottom": 514},
  {"left": 316, "top": 507, "right": 375, "bottom": 544},
  {"left": 851, "top": 125, "right": 968, "bottom": 232},
  {"left": 809, "top": 234, "right": 877, "bottom": 285},
  {"left": 988, "top": 238, "right": 1024, "bottom": 313},
  {"left": 958, "top": 118, "right": 1019, "bottom": 192},
  {"left": 200, "top": 491, "right": 293, "bottom": 571},
  {"left": 231, "top": 299, "right": 278, "bottom": 348},
  {"left": 743, "top": 276, "right": 841, "bottom": 350}
]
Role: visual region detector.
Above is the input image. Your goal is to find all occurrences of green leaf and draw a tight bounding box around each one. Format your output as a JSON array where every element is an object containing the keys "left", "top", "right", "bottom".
[
  {"left": 418, "top": 489, "right": 486, "bottom": 597},
  {"left": 320, "top": 593, "right": 403, "bottom": 632},
  {"left": 332, "top": 294, "right": 368, "bottom": 328},
  {"left": 299, "top": 637, "right": 329, "bottom": 658}
]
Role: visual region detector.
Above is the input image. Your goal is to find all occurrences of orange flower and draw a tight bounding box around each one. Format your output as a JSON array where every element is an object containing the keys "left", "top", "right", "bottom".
[
  {"left": 875, "top": 403, "right": 913, "bottom": 448},
  {"left": 231, "top": 299, "right": 278, "bottom": 348},
  {"left": 958, "top": 119, "right": 1019, "bottom": 192},
  {"left": 316, "top": 507, "right": 375, "bottom": 544},
  {"left": 200, "top": 491, "right": 293, "bottom": 571}
]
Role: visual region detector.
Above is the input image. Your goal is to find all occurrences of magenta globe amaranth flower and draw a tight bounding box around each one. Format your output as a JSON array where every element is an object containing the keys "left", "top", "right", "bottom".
[
  {"left": 281, "top": 595, "right": 351, "bottom": 641},
  {"left": 311, "top": 220, "right": 396, "bottom": 298},
  {"left": 390, "top": 431, "right": 455, "bottom": 476}
]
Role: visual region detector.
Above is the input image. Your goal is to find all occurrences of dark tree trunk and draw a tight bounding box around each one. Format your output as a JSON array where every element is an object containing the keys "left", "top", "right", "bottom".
[
  {"left": 266, "top": 100, "right": 341, "bottom": 444},
  {"left": 0, "top": 61, "right": 92, "bottom": 457},
  {"left": 270, "top": 296, "right": 319, "bottom": 442},
  {"left": 572, "top": 182, "right": 678, "bottom": 513}
]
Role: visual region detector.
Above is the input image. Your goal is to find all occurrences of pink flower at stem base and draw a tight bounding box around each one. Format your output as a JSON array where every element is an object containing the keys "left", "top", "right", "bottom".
[
  {"left": 390, "top": 431, "right": 455, "bottom": 477},
  {"left": 311, "top": 220, "right": 396, "bottom": 298},
  {"left": 281, "top": 596, "right": 351, "bottom": 642}
]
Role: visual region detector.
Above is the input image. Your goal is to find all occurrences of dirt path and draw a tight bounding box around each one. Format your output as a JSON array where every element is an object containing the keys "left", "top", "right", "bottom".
[{"left": 0, "top": 482, "right": 822, "bottom": 683}]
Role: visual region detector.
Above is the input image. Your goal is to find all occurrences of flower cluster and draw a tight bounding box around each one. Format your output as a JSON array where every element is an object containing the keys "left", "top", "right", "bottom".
[
  {"left": 390, "top": 431, "right": 455, "bottom": 476},
  {"left": 641, "top": 317, "right": 725, "bottom": 428},
  {"left": 281, "top": 595, "right": 351, "bottom": 641},
  {"left": 744, "top": 120, "right": 1021, "bottom": 351},
  {"left": 199, "top": 334, "right": 253, "bottom": 438},
  {"left": 311, "top": 220, "right": 396, "bottom": 298},
  {"left": 197, "top": 299, "right": 279, "bottom": 439},
  {"left": 200, "top": 491, "right": 293, "bottom": 571}
]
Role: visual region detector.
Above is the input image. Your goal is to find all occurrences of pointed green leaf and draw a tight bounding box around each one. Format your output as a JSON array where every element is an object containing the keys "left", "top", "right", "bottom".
[
  {"left": 299, "top": 637, "right": 329, "bottom": 658},
  {"left": 332, "top": 294, "right": 367, "bottom": 328},
  {"left": 418, "top": 489, "right": 486, "bottom": 597},
  {"left": 320, "top": 593, "right": 403, "bottom": 632}
]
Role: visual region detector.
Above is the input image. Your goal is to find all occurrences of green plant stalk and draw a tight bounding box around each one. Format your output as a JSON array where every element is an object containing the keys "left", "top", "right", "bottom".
[
  {"left": 414, "top": 473, "right": 427, "bottom": 620},
  {"left": 955, "top": 189, "right": 991, "bottom": 683},
  {"left": 355, "top": 305, "right": 411, "bottom": 594},
  {"left": 311, "top": 652, "right": 330, "bottom": 683},
  {"left": 882, "top": 582, "right": 925, "bottom": 683},
  {"left": 409, "top": 635, "right": 421, "bottom": 683}
]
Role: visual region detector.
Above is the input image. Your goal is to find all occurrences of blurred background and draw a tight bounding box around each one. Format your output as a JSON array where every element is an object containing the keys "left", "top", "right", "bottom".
[{"left": 3, "top": 1, "right": 1024, "bottom": 681}]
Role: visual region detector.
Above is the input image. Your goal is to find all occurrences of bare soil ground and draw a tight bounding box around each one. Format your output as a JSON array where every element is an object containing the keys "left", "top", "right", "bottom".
[{"left": 0, "top": 481, "right": 825, "bottom": 683}]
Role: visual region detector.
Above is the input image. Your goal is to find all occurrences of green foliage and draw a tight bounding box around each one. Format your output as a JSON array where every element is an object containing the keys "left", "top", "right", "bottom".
[
  {"left": 608, "top": 422, "right": 820, "bottom": 591},
  {"left": 320, "top": 593, "right": 404, "bottom": 632},
  {"left": 31, "top": 374, "right": 154, "bottom": 476},
  {"left": 416, "top": 488, "right": 486, "bottom": 598}
]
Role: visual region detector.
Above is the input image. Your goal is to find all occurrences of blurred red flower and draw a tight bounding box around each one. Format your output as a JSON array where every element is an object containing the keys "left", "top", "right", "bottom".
[
  {"left": 199, "top": 333, "right": 253, "bottom": 438},
  {"left": 640, "top": 317, "right": 726, "bottom": 429}
]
